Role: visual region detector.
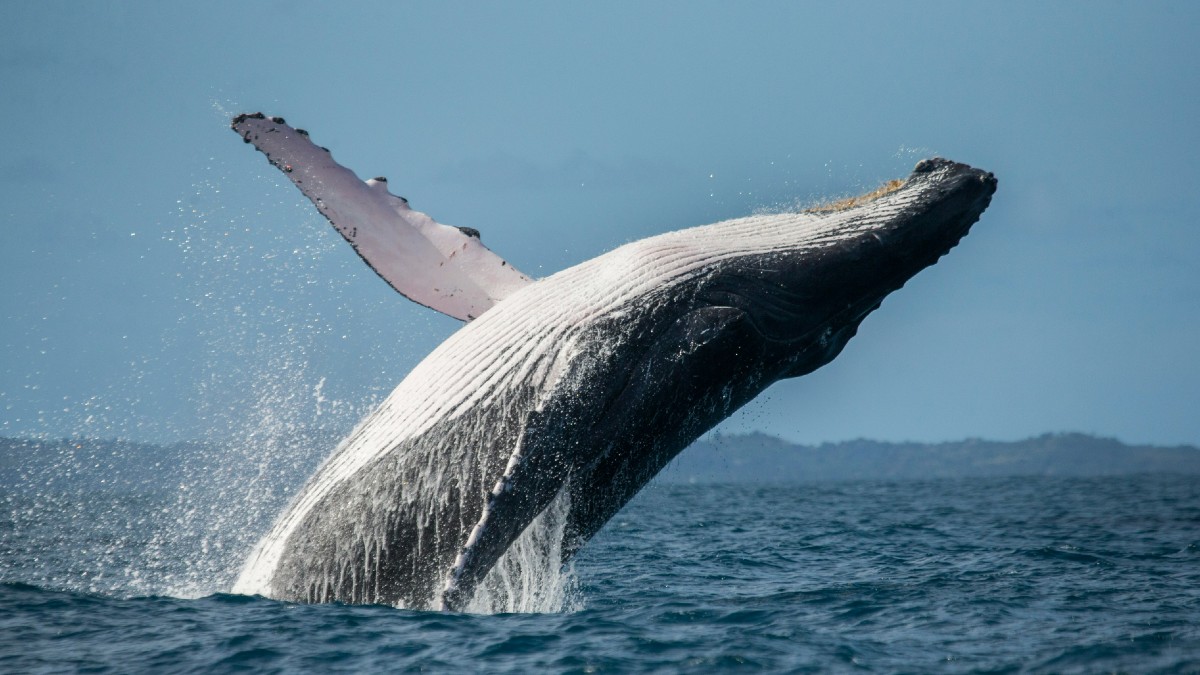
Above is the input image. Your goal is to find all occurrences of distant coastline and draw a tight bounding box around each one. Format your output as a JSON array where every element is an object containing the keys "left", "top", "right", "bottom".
[
  {"left": 663, "top": 432, "right": 1200, "bottom": 483},
  {"left": 3, "top": 432, "right": 1199, "bottom": 489}
]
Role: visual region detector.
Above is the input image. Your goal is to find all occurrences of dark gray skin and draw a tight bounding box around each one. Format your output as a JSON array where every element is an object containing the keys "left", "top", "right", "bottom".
[
  {"left": 560, "top": 159, "right": 997, "bottom": 566},
  {"left": 251, "top": 158, "right": 996, "bottom": 611}
]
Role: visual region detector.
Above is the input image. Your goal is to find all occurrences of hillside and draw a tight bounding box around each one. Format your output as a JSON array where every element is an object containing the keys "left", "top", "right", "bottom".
[
  {"left": 661, "top": 432, "right": 1200, "bottom": 483},
  {"left": 3, "top": 432, "right": 1199, "bottom": 491}
]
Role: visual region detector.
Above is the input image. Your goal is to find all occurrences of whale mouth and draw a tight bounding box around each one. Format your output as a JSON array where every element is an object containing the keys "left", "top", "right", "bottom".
[{"left": 809, "top": 158, "right": 996, "bottom": 218}]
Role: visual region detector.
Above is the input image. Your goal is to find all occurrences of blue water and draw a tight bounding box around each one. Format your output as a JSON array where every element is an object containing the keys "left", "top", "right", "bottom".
[{"left": 3, "top": 474, "right": 1199, "bottom": 672}]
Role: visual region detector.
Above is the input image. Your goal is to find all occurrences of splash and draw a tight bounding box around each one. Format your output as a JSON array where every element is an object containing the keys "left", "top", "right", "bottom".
[
  {"left": 142, "top": 365, "right": 344, "bottom": 599},
  {"left": 1, "top": 137, "right": 373, "bottom": 600},
  {"left": 139, "top": 151, "right": 375, "bottom": 597}
]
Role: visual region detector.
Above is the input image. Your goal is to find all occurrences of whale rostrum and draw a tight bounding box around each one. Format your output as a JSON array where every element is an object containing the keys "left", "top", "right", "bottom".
[{"left": 229, "top": 113, "right": 997, "bottom": 610}]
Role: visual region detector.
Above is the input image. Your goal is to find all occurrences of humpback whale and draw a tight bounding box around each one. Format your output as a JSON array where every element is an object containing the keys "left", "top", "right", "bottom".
[{"left": 228, "top": 113, "right": 997, "bottom": 611}]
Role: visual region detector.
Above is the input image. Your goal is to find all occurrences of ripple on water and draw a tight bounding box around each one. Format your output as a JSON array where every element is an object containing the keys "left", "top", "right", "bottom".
[{"left": 2, "top": 475, "right": 1200, "bottom": 672}]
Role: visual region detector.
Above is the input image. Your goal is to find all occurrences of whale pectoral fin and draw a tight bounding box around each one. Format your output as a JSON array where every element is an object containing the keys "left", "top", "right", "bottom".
[
  {"left": 231, "top": 113, "right": 533, "bottom": 321},
  {"left": 438, "top": 429, "right": 572, "bottom": 611}
]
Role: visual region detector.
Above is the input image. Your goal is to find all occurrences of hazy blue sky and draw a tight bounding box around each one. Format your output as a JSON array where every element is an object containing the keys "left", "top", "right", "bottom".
[{"left": 2, "top": 2, "right": 1197, "bottom": 447}]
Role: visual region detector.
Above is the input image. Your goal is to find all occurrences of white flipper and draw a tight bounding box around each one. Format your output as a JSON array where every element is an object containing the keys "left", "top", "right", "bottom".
[{"left": 232, "top": 113, "right": 533, "bottom": 321}]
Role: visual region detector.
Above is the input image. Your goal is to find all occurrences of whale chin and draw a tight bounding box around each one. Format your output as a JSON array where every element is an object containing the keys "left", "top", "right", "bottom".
[{"left": 229, "top": 112, "right": 997, "bottom": 612}]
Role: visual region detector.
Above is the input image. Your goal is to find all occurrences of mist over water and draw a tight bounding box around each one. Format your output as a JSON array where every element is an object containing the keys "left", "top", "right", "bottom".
[{"left": 152, "top": 170, "right": 373, "bottom": 598}]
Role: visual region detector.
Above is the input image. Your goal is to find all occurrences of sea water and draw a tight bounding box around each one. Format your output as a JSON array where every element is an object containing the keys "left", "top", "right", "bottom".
[{"left": 2, "top": 469, "right": 1198, "bottom": 673}]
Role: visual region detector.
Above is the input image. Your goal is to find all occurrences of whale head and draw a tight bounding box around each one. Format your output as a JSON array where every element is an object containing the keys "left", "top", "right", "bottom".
[
  {"left": 549, "top": 158, "right": 997, "bottom": 569},
  {"left": 683, "top": 157, "right": 997, "bottom": 381}
]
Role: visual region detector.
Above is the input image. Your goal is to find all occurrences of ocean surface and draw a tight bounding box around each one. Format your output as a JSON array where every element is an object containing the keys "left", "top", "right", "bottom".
[{"left": 3, "top": 472, "right": 1199, "bottom": 673}]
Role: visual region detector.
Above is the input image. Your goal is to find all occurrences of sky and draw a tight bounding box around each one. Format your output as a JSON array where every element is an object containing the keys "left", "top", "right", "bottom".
[{"left": 1, "top": 1, "right": 1198, "bottom": 447}]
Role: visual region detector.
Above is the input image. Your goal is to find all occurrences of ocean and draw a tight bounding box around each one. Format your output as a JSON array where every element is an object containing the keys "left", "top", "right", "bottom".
[{"left": 3, "top": 471, "right": 1198, "bottom": 672}]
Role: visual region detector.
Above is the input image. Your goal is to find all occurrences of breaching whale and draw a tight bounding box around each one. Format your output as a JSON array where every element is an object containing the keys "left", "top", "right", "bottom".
[{"left": 228, "top": 113, "right": 997, "bottom": 611}]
